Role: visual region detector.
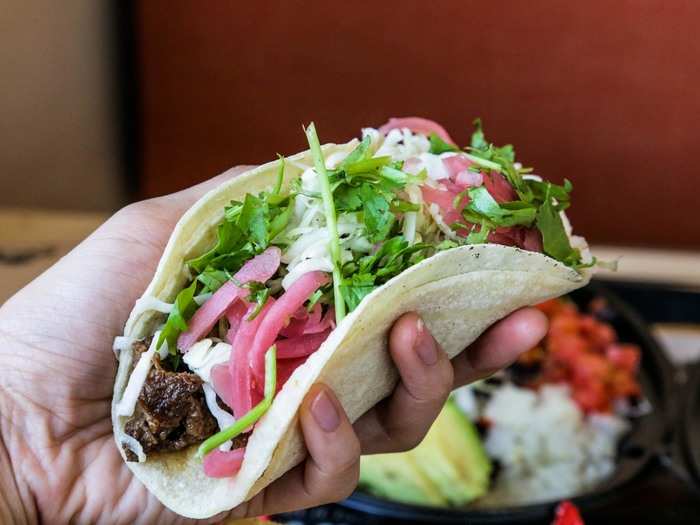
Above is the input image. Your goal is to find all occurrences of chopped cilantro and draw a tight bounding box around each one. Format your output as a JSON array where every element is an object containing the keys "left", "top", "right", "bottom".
[
  {"left": 464, "top": 186, "right": 537, "bottom": 228},
  {"left": 465, "top": 221, "right": 491, "bottom": 244},
  {"left": 359, "top": 183, "right": 396, "bottom": 242},
  {"left": 157, "top": 280, "right": 198, "bottom": 352},
  {"left": 340, "top": 236, "right": 434, "bottom": 313},
  {"left": 429, "top": 132, "right": 459, "bottom": 154},
  {"left": 536, "top": 183, "right": 581, "bottom": 266},
  {"left": 244, "top": 281, "right": 271, "bottom": 321},
  {"left": 196, "top": 268, "right": 231, "bottom": 293}
]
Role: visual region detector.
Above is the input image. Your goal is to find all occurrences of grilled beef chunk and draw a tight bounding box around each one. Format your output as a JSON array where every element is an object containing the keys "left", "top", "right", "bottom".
[{"left": 123, "top": 341, "right": 218, "bottom": 460}]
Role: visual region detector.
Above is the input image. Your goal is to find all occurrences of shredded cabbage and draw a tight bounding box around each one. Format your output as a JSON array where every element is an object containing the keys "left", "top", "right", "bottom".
[
  {"left": 131, "top": 296, "right": 173, "bottom": 317},
  {"left": 112, "top": 336, "right": 137, "bottom": 359},
  {"left": 373, "top": 128, "right": 431, "bottom": 160},
  {"left": 116, "top": 335, "right": 160, "bottom": 417},
  {"left": 182, "top": 339, "right": 230, "bottom": 383}
]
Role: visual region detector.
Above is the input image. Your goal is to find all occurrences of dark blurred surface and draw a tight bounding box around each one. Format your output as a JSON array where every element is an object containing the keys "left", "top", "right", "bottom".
[{"left": 134, "top": 1, "right": 700, "bottom": 248}]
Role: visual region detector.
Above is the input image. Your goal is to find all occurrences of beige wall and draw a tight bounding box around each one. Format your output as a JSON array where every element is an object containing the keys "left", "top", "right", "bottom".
[{"left": 0, "top": 1, "right": 124, "bottom": 211}]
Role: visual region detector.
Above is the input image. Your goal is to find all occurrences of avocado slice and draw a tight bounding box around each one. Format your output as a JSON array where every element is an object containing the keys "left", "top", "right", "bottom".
[
  {"left": 358, "top": 399, "right": 491, "bottom": 507},
  {"left": 409, "top": 398, "right": 492, "bottom": 505},
  {"left": 359, "top": 452, "right": 447, "bottom": 506}
]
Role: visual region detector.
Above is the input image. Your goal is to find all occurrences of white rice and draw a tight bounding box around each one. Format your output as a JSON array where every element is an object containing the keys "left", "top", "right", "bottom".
[{"left": 453, "top": 383, "right": 629, "bottom": 507}]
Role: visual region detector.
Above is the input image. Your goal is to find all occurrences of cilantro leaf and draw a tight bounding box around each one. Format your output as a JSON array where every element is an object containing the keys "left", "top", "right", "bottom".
[
  {"left": 341, "top": 236, "right": 434, "bottom": 312},
  {"left": 196, "top": 268, "right": 231, "bottom": 293},
  {"left": 359, "top": 184, "right": 395, "bottom": 243},
  {"left": 269, "top": 196, "right": 295, "bottom": 240},
  {"left": 273, "top": 154, "right": 285, "bottom": 195},
  {"left": 244, "top": 281, "right": 271, "bottom": 320},
  {"left": 345, "top": 156, "right": 392, "bottom": 175},
  {"left": 527, "top": 179, "right": 572, "bottom": 210},
  {"left": 465, "top": 186, "right": 537, "bottom": 227},
  {"left": 535, "top": 184, "right": 581, "bottom": 266},
  {"left": 470, "top": 118, "right": 515, "bottom": 163},
  {"left": 429, "top": 132, "right": 459, "bottom": 154},
  {"left": 157, "top": 280, "right": 198, "bottom": 351},
  {"left": 238, "top": 193, "right": 269, "bottom": 249},
  {"left": 466, "top": 221, "right": 491, "bottom": 244},
  {"left": 187, "top": 221, "right": 243, "bottom": 274},
  {"left": 334, "top": 185, "right": 364, "bottom": 212},
  {"left": 340, "top": 273, "right": 376, "bottom": 311},
  {"left": 339, "top": 134, "right": 373, "bottom": 169}
]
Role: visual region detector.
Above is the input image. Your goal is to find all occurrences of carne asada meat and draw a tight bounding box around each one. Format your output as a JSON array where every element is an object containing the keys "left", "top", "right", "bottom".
[{"left": 123, "top": 341, "right": 218, "bottom": 460}]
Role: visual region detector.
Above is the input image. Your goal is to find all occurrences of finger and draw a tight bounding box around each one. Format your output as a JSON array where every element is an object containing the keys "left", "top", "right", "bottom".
[
  {"left": 354, "top": 312, "right": 453, "bottom": 455},
  {"left": 451, "top": 307, "right": 548, "bottom": 387},
  {"left": 257, "top": 384, "right": 361, "bottom": 514}
]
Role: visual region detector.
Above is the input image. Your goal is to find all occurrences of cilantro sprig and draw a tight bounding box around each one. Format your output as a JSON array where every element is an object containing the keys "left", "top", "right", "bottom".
[{"left": 457, "top": 119, "right": 583, "bottom": 267}]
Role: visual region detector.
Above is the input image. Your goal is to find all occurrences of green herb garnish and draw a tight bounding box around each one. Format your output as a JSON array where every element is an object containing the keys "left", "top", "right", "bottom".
[
  {"left": 428, "top": 132, "right": 459, "bottom": 154},
  {"left": 157, "top": 280, "right": 198, "bottom": 352},
  {"left": 244, "top": 281, "right": 271, "bottom": 321},
  {"left": 535, "top": 183, "right": 581, "bottom": 266}
]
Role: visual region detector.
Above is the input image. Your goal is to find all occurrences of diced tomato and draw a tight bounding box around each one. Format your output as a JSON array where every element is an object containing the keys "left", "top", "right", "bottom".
[
  {"left": 529, "top": 297, "right": 642, "bottom": 413},
  {"left": 552, "top": 500, "right": 584, "bottom": 525},
  {"left": 605, "top": 344, "right": 640, "bottom": 374},
  {"left": 579, "top": 315, "right": 616, "bottom": 350},
  {"left": 573, "top": 381, "right": 610, "bottom": 413}
]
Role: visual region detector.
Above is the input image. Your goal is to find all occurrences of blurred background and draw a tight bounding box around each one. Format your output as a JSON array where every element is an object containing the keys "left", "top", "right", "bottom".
[{"left": 2, "top": 1, "right": 700, "bottom": 246}]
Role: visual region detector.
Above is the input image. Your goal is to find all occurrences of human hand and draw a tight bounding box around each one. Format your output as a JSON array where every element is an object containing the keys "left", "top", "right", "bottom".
[{"left": 0, "top": 169, "right": 547, "bottom": 524}]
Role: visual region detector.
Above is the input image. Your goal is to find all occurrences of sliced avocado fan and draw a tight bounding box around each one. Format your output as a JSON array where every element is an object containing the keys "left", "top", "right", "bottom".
[{"left": 359, "top": 399, "right": 491, "bottom": 507}]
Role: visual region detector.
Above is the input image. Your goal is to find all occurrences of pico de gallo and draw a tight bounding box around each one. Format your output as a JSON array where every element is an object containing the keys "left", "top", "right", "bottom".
[
  {"left": 516, "top": 297, "right": 641, "bottom": 413},
  {"left": 114, "top": 118, "right": 592, "bottom": 478}
]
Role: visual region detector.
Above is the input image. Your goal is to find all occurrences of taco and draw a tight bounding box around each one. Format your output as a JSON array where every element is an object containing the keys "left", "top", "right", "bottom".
[{"left": 112, "top": 117, "right": 593, "bottom": 518}]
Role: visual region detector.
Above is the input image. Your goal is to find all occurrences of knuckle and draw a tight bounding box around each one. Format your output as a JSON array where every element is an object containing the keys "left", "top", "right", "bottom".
[
  {"left": 116, "top": 199, "right": 153, "bottom": 218},
  {"left": 390, "top": 429, "right": 424, "bottom": 453}
]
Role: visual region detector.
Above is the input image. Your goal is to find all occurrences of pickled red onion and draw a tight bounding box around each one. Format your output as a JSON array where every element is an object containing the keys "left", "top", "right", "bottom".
[
  {"left": 177, "top": 247, "right": 281, "bottom": 351},
  {"left": 249, "top": 271, "right": 329, "bottom": 381},
  {"left": 202, "top": 448, "right": 245, "bottom": 478}
]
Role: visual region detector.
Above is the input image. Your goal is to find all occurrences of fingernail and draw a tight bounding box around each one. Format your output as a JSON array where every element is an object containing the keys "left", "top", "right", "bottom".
[
  {"left": 311, "top": 389, "right": 340, "bottom": 432},
  {"left": 414, "top": 317, "right": 438, "bottom": 366}
]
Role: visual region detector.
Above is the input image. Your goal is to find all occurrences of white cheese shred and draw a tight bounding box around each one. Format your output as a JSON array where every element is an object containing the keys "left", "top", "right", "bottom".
[
  {"left": 203, "top": 383, "right": 236, "bottom": 451},
  {"left": 131, "top": 296, "right": 173, "bottom": 317},
  {"left": 112, "top": 336, "right": 137, "bottom": 359},
  {"left": 116, "top": 335, "right": 159, "bottom": 417}
]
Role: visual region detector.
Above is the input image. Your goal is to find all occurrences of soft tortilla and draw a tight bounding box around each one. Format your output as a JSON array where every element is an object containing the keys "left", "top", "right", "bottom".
[{"left": 112, "top": 142, "right": 591, "bottom": 518}]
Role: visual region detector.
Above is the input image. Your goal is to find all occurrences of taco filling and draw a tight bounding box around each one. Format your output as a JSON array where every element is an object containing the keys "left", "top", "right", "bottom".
[{"left": 114, "top": 118, "right": 591, "bottom": 478}]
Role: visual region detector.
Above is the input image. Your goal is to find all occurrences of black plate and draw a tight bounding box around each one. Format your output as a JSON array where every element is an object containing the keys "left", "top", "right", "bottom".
[{"left": 333, "top": 282, "right": 676, "bottom": 524}]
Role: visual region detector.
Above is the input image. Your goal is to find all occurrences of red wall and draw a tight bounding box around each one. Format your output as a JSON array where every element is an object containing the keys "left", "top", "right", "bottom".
[{"left": 136, "top": 1, "right": 700, "bottom": 248}]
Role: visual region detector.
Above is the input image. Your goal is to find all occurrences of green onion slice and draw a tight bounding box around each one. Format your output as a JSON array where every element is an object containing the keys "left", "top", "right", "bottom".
[
  {"left": 305, "top": 122, "right": 347, "bottom": 324},
  {"left": 197, "top": 345, "right": 277, "bottom": 458}
]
